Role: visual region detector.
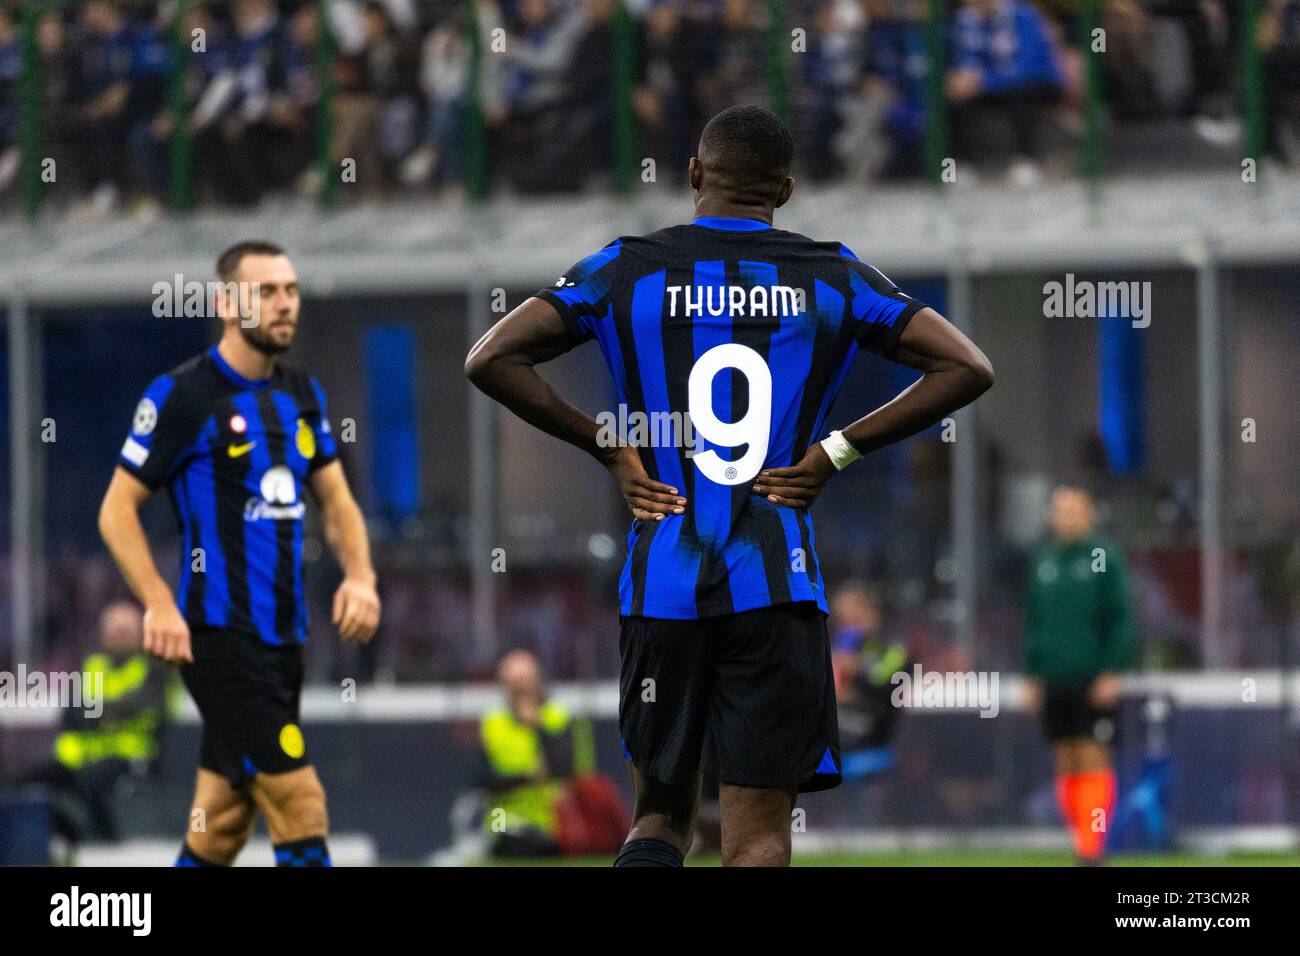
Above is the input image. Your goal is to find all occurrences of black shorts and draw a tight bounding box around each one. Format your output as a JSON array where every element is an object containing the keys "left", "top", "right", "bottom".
[
  {"left": 619, "top": 602, "right": 841, "bottom": 793},
  {"left": 180, "top": 626, "right": 309, "bottom": 788},
  {"left": 1042, "top": 682, "right": 1119, "bottom": 745}
]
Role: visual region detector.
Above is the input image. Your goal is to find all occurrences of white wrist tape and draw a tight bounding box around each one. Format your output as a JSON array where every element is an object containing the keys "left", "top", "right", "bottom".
[{"left": 820, "top": 430, "right": 861, "bottom": 471}]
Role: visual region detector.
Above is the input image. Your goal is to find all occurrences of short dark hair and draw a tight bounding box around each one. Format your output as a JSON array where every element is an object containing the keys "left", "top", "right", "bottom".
[
  {"left": 697, "top": 106, "right": 794, "bottom": 205},
  {"left": 216, "top": 240, "right": 286, "bottom": 282}
]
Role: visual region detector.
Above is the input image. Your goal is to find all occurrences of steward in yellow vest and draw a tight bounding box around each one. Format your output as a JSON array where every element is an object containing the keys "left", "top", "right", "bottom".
[{"left": 478, "top": 651, "right": 594, "bottom": 857}]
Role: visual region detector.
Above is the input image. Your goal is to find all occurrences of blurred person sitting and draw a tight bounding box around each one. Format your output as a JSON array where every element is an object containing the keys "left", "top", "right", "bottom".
[
  {"left": 1258, "top": 0, "right": 1300, "bottom": 164},
  {"left": 19, "top": 601, "right": 169, "bottom": 850},
  {"left": 699, "top": 0, "right": 771, "bottom": 116},
  {"left": 133, "top": 4, "right": 229, "bottom": 203},
  {"left": 830, "top": 581, "right": 908, "bottom": 781},
  {"left": 331, "top": 0, "right": 421, "bottom": 200},
  {"left": 193, "top": 0, "right": 309, "bottom": 206},
  {"left": 500, "top": 0, "right": 589, "bottom": 192},
  {"left": 63, "top": 0, "right": 136, "bottom": 214},
  {"left": 476, "top": 650, "right": 626, "bottom": 858},
  {"left": 400, "top": 9, "right": 474, "bottom": 189},
  {"left": 120, "top": 3, "right": 174, "bottom": 214},
  {"left": 637, "top": 1, "right": 701, "bottom": 183},
  {"left": 0, "top": 5, "right": 19, "bottom": 199},
  {"left": 947, "top": 0, "right": 1063, "bottom": 184},
  {"left": 1022, "top": 485, "right": 1136, "bottom": 865},
  {"left": 793, "top": 0, "right": 866, "bottom": 182},
  {"left": 840, "top": 0, "right": 930, "bottom": 180}
]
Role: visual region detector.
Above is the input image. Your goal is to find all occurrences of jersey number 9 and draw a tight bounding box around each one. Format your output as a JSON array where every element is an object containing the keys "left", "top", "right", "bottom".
[{"left": 688, "top": 343, "right": 772, "bottom": 487}]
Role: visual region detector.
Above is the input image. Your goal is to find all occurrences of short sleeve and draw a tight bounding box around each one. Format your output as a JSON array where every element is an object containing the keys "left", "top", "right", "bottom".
[
  {"left": 307, "top": 376, "right": 339, "bottom": 473},
  {"left": 534, "top": 240, "right": 622, "bottom": 345},
  {"left": 840, "top": 248, "right": 926, "bottom": 358},
  {"left": 118, "top": 375, "right": 202, "bottom": 490}
]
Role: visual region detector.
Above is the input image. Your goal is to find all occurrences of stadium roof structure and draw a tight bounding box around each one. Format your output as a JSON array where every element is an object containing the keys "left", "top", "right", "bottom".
[{"left": 2, "top": 171, "right": 1298, "bottom": 305}]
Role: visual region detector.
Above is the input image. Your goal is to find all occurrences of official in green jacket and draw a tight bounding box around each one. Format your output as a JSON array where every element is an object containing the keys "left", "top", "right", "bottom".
[{"left": 1023, "top": 486, "right": 1136, "bottom": 863}]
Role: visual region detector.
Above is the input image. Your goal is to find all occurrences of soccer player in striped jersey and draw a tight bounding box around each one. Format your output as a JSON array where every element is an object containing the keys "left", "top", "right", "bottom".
[
  {"left": 98, "top": 241, "right": 381, "bottom": 867},
  {"left": 466, "top": 106, "right": 993, "bottom": 866}
]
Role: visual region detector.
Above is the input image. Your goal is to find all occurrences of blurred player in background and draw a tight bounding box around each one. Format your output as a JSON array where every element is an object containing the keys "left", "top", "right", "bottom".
[
  {"left": 17, "top": 601, "right": 168, "bottom": 850},
  {"left": 1022, "top": 485, "right": 1136, "bottom": 864},
  {"left": 98, "top": 241, "right": 381, "bottom": 867},
  {"left": 466, "top": 105, "right": 994, "bottom": 866}
]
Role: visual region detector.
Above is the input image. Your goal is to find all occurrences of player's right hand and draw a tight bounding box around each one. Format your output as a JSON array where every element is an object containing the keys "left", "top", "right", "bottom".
[
  {"left": 604, "top": 444, "right": 686, "bottom": 522},
  {"left": 143, "top": 601, "right": 193, "bottom": 664}
]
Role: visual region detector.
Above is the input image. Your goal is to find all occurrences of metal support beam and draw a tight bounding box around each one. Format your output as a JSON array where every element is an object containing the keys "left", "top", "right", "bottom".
[
  {"left": 7, "top": 293, "right": 39, "bottom": 665},
  {"left": 947, "top": 264, "right": 978, "bottom": 654},
  {"left": 466, "top": 280, "right": 499, "bottom": 661},
  {"left": 1196, "top": 252, "right": 1226, "bottom": 668}
]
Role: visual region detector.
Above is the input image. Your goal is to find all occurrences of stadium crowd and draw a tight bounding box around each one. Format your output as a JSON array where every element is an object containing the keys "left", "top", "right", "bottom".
[{"left": 0, "top": 0, "right": 1296, "bottom": 214}]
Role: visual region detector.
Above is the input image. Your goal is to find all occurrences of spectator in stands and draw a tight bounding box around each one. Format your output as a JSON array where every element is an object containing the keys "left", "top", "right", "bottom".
[
  {"left": 700, "top": 0, "right": 770, "bottom": 116},
  {"left": 794, "top": 0, "right": 865, "bottom": 181},
  {"left": 639, "top": 0, "right": 711, "bottom": 183},
  {"left": 843, "top": 0, "right": 929, "bottom": 180},
  {"left": 566, "top": 0, "right": 639, "bottom": 188},
  {"left": 403, "top": 15, "right": 465, "bottom": 188},
  {"left": 194, "top": 0, "right": 308, "bottom": 205},
  {"left": 1146, "top": 0, "right": 1235, "bottom": 137},
  {"left": 65, "top": 1, "right": 135, "bottom": 213},
  {"left": 0, "top": 6, "right": 19, "bottom": 200},
  {"left": 120, "top": 4, "right": 172, "bottom": 214},
  {"left": 947, "top": 0, "right": 1063, "bottom": 184},
  {"left": 17, "top": 602, "right": 169, "bottom": 849},
  {"left": 500, "top": 0, "right": 589, "bottom": 191},
  {"left": 333, "top": 0, "right": 421, "bottom": 199},
  {"left": 1259, "top": 0, "right": 1300, "bottom": 163},
  {"left": 476, "top": 650, "right": 595, "bottom": 857}
]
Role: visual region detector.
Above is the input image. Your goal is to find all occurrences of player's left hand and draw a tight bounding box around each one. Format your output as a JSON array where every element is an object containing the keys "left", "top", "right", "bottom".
[
  {"left": 752, "top": 443, "right": 838, "bottom": 510},
  {"left": 333, "top": 576, "right": 381, "bottom": 644},
  {"left": 1089, "top": 673, "right": 1123, "bottom": 709}
]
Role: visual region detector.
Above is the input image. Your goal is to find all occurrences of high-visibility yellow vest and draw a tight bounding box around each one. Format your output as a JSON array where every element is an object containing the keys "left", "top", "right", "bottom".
[
  {"left": 54, "top": 653, "right": 160, "bottom": 771},
  {"left": 480, "top": 701, "right": 593, "bottom": 836}
]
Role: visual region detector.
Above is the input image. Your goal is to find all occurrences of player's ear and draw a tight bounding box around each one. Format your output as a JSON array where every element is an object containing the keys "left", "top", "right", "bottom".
[
  {"left": 775, "top": 176, "right": 794, "bottom": 209},
  {"left": 688, "top": 156, "right": 703, "bottom": 191}
]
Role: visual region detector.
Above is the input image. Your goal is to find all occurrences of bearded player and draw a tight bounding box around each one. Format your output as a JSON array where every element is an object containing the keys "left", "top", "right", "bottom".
[{"left": 99, "top": 241, "right": 381, "bottom": 867}]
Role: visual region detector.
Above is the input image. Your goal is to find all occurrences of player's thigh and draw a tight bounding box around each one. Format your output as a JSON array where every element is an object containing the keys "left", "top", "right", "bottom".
[
  {"left": 248, "top": 765, "right": 328, "bottom": 842},
  {"left": 188, "top": 768, "right": 256, "bottom": 842},
  {"left": 706, "top": 603, "right": 841, "bottom": 793},
  {"left": 618, "top": 614, "right": 714, "bottom": 787},
  {"left": 718, "top": 783, "right": 797, "bottom": 867}
]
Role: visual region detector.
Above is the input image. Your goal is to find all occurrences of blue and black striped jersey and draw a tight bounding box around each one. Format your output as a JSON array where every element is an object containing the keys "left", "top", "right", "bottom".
[
  {"left": 118, "top": 346, "right": 338, "bottom": 645},
  {"left": 536, "top": 216, "right": 926, "bottom": 620}
]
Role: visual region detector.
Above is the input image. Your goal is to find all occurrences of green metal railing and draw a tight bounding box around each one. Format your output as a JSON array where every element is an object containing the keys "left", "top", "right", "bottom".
[
  {"left": 1080, "top": 0, "right": 1104, "bottom": 182},
  {"left": 9, "top": 0, "right": 1278, "bottom": 219},
  {"left": 18, "top": 0, "right": 44, "bottom": 218},
  {"left": 764, "top": 0, "right": 791, "bottom": 124},
  {"left": 1240, "top": 0, "right": 1266, "bottom": 170},
  {"left": 166, "top": 0, "right": 194, "bottom": 212},
  {"left": 923, "top": 0, "right": 949, "bottom": 185}
]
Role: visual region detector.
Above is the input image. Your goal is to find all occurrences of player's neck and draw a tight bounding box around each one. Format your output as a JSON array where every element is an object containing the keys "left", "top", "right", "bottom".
[
  {"left": 692, "top": 197, "right": 774, "bottom": 225},
  {"left": 216, "top": 334, "right": 276, "bottom": 382}
]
